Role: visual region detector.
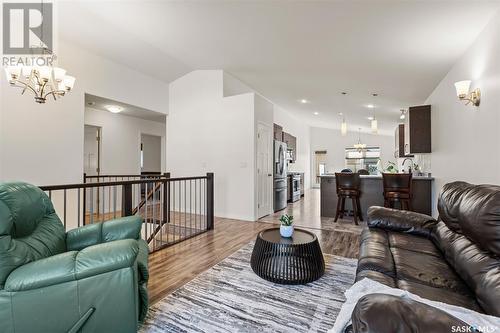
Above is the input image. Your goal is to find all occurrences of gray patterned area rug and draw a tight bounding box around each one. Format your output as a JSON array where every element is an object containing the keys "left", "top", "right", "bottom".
[{"left": 141, "top": 243, "right": 357, "bottom": 333}]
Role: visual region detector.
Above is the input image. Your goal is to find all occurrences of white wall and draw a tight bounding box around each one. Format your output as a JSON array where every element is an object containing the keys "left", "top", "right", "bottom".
[
  {"left": 84, "top": 108, "right": 165, "bottom": 175},
  {"left": 310, "top": 126, "right": 394, "bottom": 174},
  {"left": 167, "top": 70, "right": 257, "bottom": 221},
  {"left": 273, "top": 106, "right": 311, "bottom": 189},
  {"left": 425, "top": 11, "right": 500, "bottom": 215},
  {"left": 0, "top": 40, "right": 169, "bottom": 186}
]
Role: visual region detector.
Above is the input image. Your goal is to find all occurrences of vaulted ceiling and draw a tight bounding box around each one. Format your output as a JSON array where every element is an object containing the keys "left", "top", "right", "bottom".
[{"left": 58, "top": 1, "right": 499, "bottom": 134}]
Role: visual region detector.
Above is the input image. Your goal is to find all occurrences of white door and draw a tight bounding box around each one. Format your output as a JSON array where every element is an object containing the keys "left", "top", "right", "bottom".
[
  {"left": 257, "top": 123, "right": 273, "bottom": 218},
  {"left": 84, "top": 125, "right": 100, "bottom": 176}
]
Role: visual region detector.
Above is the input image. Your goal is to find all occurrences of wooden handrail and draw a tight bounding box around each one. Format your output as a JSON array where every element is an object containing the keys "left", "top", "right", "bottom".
[{"left": 39, "top": 176, "right": 207, "bottom": 191}]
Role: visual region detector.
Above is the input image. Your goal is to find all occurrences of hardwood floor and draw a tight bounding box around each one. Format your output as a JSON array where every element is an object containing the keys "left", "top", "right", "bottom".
[{"left": 148, "top": 189, "right": 363, "bottom": 304}]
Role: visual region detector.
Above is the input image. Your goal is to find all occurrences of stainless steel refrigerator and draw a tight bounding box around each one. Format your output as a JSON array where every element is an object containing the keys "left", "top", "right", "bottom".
[{"left": 273, "top": 140, "right": 288, "bottom": 212}]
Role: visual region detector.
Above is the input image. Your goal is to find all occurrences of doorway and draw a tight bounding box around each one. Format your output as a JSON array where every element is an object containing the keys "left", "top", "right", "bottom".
[
  {"left": 140, "top": 133, "right": 162, "bottom": 173},
  {"left": 313, "top": 150, "right": 327, "bottom": 188},
  {"left": 257, "top": 123, "right": 273, "bottom": 218},
  {"left": 84, "top": 125, "right": 101, "bottom": 176}
]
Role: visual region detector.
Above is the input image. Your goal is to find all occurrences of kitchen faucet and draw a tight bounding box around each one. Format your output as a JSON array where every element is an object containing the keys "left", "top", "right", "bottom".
[{"left": 402, "top": 158, "right": 413, "bottom": 173}]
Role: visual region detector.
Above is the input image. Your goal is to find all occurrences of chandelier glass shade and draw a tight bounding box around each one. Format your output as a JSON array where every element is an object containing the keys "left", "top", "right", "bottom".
[{"left": 4, "top": 65, "right": 75, "bottom": 104}]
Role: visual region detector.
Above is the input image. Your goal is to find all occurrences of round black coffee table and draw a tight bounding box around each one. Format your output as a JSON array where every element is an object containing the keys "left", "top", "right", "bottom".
[{"left": 250, "top": 228, "right": 325, "bottom": 284}]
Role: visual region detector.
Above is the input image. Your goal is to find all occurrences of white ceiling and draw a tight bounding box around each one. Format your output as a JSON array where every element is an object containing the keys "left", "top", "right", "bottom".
[
  {"left": 59, "top": 1, "right": 499, "bottom": 135},
  {"left": 85, "top": 94, "right": 166, "bottom": 123}
]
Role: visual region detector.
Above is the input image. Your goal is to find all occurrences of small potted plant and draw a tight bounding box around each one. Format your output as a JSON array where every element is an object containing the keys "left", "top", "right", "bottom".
[{"left": 279, "top": 214, "right": 294, "bottom": 238}]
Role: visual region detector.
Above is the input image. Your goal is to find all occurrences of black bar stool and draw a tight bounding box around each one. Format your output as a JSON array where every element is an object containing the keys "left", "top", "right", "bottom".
[
  {"left": 334, "top": 172, "right": 362, "bottom": 225},
  {"left": 382, "top": 173, "right": 413, "bottom": 211}
]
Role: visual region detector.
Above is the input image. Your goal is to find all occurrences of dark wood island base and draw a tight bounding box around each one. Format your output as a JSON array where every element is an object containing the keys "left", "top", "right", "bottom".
[{"left": 320, "top": 175, "right": 434, "bottom": 219}]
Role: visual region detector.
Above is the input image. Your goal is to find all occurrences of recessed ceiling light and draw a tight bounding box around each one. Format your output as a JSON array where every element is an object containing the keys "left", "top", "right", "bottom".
[
  {"left": 366, "top": 104, "right": 375, "bottom": 109},
  {"left": 367, "top": 116, "right": 374, "bottom": 120},
  {"left": 105, "top": 105, "right": 124, "bottom": 113},
  {"left": 299, "top": 99, "right": 309, "bottom": 104},
  {"left": 313, "top": 111, "right": 319, "bottom": 115},
  {"left": 338, "top": 112, "right": 343, "bottom": 116}
]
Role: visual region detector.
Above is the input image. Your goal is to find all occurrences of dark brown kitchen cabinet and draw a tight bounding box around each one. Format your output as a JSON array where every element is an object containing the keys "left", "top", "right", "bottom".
[
  {"left": 404, "top": 105, "right": 431, "bottom": 154},
  {"left": 283, "top": 132, "right": 297, "bottom": 162},
  {"left": 273, "top": 123, "right": 283, "bottom": 141},
  {"left": 395, "top": 124, "right": 413, "bottom": 158}
]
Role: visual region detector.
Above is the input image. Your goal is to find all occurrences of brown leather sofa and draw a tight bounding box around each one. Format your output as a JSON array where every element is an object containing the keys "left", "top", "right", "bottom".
[{"left": 350, "top": 181, "right": 500, "bottom": 332}]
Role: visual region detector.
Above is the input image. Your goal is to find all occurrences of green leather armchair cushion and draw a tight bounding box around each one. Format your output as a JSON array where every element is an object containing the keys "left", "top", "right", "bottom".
[
  {"left": 4, "top": 239, "right": 139, "bottom": 292},
  {"left": 0, "top": 182, "right": 66, "bottom": 288},
  {"left": 66, "top": 216, "right": 142, "bottom": 251}
]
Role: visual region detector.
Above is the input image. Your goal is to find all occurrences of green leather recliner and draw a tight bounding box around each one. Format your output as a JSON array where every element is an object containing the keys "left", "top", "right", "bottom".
[{"left": 0, "top": 182, "right": 149, "bottom": 333}]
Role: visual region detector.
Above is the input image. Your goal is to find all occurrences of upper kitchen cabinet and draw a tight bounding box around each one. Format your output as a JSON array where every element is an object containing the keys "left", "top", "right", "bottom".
[
  {"left": 273, "top": 123, "right": 283, "bottom": 141},
  {"left": 283, "top": 132, "right": 297, "bottom": 162},
  {"left": 404, "top": 105, "right": 431, "bottom": 154}
]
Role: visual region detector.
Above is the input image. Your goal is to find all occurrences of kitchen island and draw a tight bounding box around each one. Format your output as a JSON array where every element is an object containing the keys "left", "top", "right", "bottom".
[{"left": 320, "top": 174, "right": 434, "bottom": 219}]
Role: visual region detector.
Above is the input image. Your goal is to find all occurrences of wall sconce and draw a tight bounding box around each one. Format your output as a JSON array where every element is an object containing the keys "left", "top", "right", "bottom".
[{"left": 454, "top": 80, "right": 480, "bottom": 107}]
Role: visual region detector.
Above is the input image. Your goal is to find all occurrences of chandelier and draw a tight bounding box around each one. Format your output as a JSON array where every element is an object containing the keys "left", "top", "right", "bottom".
[
  {"left": 353, "top": 128, "right": 367, "bottom": 152},
  {"left": 4, "top": 63, "right": 75, "bottom": 104}
]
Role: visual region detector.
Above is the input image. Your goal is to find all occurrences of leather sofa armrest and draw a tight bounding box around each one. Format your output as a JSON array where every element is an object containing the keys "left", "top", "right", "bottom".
[
  {"left": 351, "top": 294, "right": 477, "bottom": 333},
  {"left": 75, "top": 239, "right": 139, "bottom": 280},
  {"left": 66, "top": 216, "right": 142, "bottom": 251},
  {"left": 367, "top": 206, "right": 437, "bottom": 237},
  {"left": 5, "top": 239, "right": 139, "bottom": 292}
]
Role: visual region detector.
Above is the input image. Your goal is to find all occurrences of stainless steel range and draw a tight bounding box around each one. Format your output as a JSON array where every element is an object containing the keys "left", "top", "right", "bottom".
[{"left": 273, "top": 140, "right": 288, "bottom": 212}]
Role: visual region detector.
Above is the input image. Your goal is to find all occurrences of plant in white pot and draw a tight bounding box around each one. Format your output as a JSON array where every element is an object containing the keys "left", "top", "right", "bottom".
[{"left": 279, "top": 214, "right": 294, "bottom": 238}]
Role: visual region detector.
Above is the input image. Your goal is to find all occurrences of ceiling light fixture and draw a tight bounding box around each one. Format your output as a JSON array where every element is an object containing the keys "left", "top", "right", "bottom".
[
  {"left": 106, "top": 105, "right": 124, "bottom": 113},
  {"left": 338, "top": 112, "right": 347, "bottom": 136},
  {"left": 371, "top": 117, "right": 378, "bottom": 134},
  {"left": 454, "top": 80, "right": 480, "bottom": 107},
  {"left": 367, "top": 116, "right": 374, "bottom": 121},
  {"left": 400, "top": 109, "right": 407, "bottom": 120},
  {"left": 366, "top": 104, "right": 375, "bottom": 109},
  {"left": 3, "top": 0, "right": 76, "bottom": 104},
  {"left": 299, "top": 99, "right": 309, "bottom": 104},
  {"left": 313, "top": 111, "right": 319, "bottom": 115},
  {"left": 4, "top": 63, "right": 75, "bottom": 104},
  {"left": 354, "top": 128, "right": 367, "bottom": 152}
]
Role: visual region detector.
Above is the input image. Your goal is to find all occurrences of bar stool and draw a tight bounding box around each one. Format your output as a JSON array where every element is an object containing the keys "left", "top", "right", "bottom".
[
  {"left": 334, "top": 172, "right": 363, "bottom": 225},
  {"left": 382, "top": 173, "right": 412, "bottom": 211}
]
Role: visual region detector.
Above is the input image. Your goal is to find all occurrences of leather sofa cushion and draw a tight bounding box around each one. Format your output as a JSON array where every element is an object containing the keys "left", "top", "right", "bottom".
[
  {"left": 367, "top": 206, "right": 437, "bottom": 237},
  {"left": 357, "top": 229, "right": 395, "bottom": 277},
  {"left": 433, "top": 221, "right": 500, "bottom": 316},
  {"left": 4, "top": 239, "right": 139, "bottom": 292},
  {"left": 391, "top": 247, "right": 470, "bottom": 293},
  {"left": 387, "top": 232, "right": 442, "bottom": 258},
  {"left": 351, "top": 294, "right": 474, "bottom": 333},
  {"left": 0, "top": 183, "right": 66, "bottom": 288},
  {"left": 438, "top": 182, "right": 500, "bottom": 256},
  {"left": 355, "top": 270, "right": 396, "bottom": 288},
  {"left": 437, "top": 181, "right": 472, "bottom": 232},
  {"left": 396, "top": 280, "right": 482, "bottom": 313},
  {"left": 4, "top": 251, "right": 78, "bottom": 291}
]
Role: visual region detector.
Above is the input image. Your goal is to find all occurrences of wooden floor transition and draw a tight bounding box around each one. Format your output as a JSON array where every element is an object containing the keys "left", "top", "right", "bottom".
[{"left": 148, "top": 189, "right": 363, "bottom": 304}]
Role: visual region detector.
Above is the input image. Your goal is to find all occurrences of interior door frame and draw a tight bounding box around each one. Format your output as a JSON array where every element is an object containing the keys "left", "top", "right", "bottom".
[{"left": 256, "top": 121, "right": 273, "bottom": 219}]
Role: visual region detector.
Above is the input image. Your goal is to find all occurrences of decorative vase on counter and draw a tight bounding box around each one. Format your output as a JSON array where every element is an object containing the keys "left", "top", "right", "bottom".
[{"left": 280, "top": 225, "right": 294, "bottom": 238}]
